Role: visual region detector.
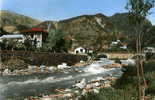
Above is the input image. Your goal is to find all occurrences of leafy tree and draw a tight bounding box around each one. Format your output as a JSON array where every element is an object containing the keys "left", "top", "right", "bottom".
[
  {"left": 24, "top": 38, "right": 33, "bottom": 50},
  {"left": 126, "top": 0, "right": 155, "bottom": 100},
  {"left": 43, "top": 29, "right": 68, "bottom": 52},
  {"left": 142, "top": 26, "right": 155, "bottom": 47}
]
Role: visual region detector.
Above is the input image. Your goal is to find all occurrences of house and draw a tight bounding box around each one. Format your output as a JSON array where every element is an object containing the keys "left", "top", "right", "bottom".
[
  {"left": 21, "top": 28, "right": 48, "bottom": 48},
  {"left": 74, "top": 47, "right": 86, "bottom": 54},
  {"left": 110, "top": 40, "right": 121, "bottom": 46},
  {"left": 120, "top": 45, "right": 127, "bottom": 50},
  {"left": 144, "top": 47, "right": 155, "bottom": 53},
  {"left": 0, "top": 34, "right": 24, "bottom": 43}
]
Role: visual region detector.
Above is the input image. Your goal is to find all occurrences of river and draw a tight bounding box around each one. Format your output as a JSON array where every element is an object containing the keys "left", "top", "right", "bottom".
[{"left": 0, "top": 58, "right": 123, "bottom": 100}]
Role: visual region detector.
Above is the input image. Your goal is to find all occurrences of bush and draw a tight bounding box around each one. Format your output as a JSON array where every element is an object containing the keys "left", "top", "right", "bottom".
[
  {"left": 80, "top": 88, "right": 138, "bottom": 100},
  {"left": 144, "top": 61, "right": 155, "bottom": 73},
  {"left": 145, "top": 72, "right": 155, "bottom": 95},
  {"left": 146, "top": 52, "right": 155, "bottom": 60},
  {"left": 114, "top": 65, "right": 137, "bottom": 88}
]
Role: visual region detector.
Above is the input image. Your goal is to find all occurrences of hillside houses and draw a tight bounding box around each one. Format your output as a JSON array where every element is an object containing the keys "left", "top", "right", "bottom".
[
  {"left": 0, "top": 27, "right": 48, "bottom": 48},
  {"left": 21, "top": 28, "right": 48, "bottom": 48},
  {"left": 0, "top": 34, "right": 24, "bottom": 43}
]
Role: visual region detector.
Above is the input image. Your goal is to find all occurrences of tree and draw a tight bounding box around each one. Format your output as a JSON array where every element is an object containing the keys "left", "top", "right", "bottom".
[
  {"left": 43, "top": 29, "right": 68, "bottom": 52},
  {"left": 126, "top": 0, "right": 155, "bottom": 100},
  {"left": 142, "top": 26, "right": 155, "bottom": 47}
]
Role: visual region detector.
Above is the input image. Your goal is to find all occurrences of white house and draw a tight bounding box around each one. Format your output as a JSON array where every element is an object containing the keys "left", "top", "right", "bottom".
[
  {"left": 144, "top": 47, "right": 155, "bottom": 53},
  {"left": 120, "top": 45, "right": 127, "bottom": 50},
  {"left": 0, "top": 34, "right": 25, "bottom": 43},
  {"left": 110, "top": 40, "right": 121, "bottom": 46},
  {"left": 21, "top": 28, "right": 48, "bottom": 48},
  {"left": 74, "top": 47, "right": 86, "bottom": 54}
]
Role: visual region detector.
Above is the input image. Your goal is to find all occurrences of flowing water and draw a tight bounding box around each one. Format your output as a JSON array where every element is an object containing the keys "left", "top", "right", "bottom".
[{"left": 0, "top": 58, "right": 123, "bottom": 100}]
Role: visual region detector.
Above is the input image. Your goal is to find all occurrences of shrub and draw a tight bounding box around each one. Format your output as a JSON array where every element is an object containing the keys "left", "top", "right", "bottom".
[{"left": 80, "top": 88, "right": 138, "bottom": 100}]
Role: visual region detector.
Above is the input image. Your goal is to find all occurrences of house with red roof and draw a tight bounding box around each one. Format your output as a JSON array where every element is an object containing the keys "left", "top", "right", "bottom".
[{"left": 21, "top": 28, "right": 48, "bottom": 48}]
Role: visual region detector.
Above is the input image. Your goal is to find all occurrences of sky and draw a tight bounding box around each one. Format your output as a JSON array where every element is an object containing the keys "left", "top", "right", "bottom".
[{"left": 0, "top": 0, "right": 155, "bottom": 25}]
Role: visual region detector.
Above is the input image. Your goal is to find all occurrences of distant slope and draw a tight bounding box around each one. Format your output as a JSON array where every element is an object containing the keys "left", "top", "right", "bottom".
[
  {"left": 0, "top": 10, "right": 41, "bottom": 33},
  {"left": 109, "top": 13, "right": 152, "bottom": 35},
  {"left": 37, "top": 13, "right": 114, "bottom": 47},
  {"left": 37, "top": 13, "right": 153, "bottom": 48}
]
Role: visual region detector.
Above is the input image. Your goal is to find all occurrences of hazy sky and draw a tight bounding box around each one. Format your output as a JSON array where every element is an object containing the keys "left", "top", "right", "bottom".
[{"left": 0, "top": 0, "right": 155, "bottom": 24}]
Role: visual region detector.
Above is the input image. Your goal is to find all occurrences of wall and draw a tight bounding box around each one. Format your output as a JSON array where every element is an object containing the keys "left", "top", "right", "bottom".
[
  {"left": 106, "top": 53, "right": 135, "bottom": 59},
  {"left": 0, "top": 51, "right": 87, "bottom": 66}
]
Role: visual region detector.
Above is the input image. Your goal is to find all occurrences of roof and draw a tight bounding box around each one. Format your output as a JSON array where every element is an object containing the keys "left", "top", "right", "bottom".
[
  {"left": 0, "top": 34, "right": 24, "bottom": 39},
  {"left": 21, "top": 28, "right": 48, "bottom": 33}
]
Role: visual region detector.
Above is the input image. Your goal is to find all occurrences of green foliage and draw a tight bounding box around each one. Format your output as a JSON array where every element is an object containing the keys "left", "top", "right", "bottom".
[
  {"left": 142, "top": 26, "right": 155, "bottom": 47},
  {"left": 114, "top": 65, "right": 138, "bottom": 89},
  {"left": 126, "top": 0, "right": 155, "bottom": 26},
  {"left": 143, "top": 61, "right": 155, "bottom": 72},
  {"left": 43, "top": 29, "right": 69, "bottom": 52},
  {"left": 115, "top": 61, "right": 155, "bottom": 95},
  {"left": 80, "top": 88, "right": 138, "bottom": 100},
  {"left": 81, "top": 61, "right": 155, "bottom": 100},
  {"left": 0, "top": 39, "right": 16, "bottom": 50},
  {"left": 124, "top": 0, "right": 155, "bottom": 53}
]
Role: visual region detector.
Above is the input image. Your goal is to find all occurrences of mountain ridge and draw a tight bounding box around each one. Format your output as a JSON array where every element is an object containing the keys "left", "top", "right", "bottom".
[{"left": 0, "top": 10, "right": 153, "bottom": 49}]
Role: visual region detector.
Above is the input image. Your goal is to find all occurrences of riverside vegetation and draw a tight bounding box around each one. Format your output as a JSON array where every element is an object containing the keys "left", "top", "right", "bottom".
[{"left": 79, "top": 61, "right": 155, "bottom": 100}]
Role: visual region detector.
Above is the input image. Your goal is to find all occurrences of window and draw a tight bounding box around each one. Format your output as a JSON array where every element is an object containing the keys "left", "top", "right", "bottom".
[
  {"left": 76, "top": 51, "right": 79, "bottom": 54},
  {"left": 80, "top": 49, "right": 83, "bottom": 52}
]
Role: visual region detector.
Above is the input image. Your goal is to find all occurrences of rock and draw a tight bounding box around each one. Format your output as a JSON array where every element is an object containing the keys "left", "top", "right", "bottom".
[
  {"left": 80, "top": 60, "right": 84, "bottom": 63},
  {"left": 94, "top": 82, "right": 101, "bottom": 87},
  {"left": 28, "top": 65, "right": 37, "bottom": 70},
  {"left": 63, "top": 93, "right": 73, "bottom": 97},
  {"left": 82, "top": 89, "right": 87, "bottom": 95},
  {"left": 74, "top": 78, "right": 86, "bottom": 89},
  {"left": 86, "top": 84, "right": 93, "bottom": 90},
  {"left": 48, "top": 66, "right": 56, "bottom": 72},
  {"left": 126, "top": 59, "right": 135, "bottom": 65},
  {"left": 40, "top": 97, "right": 52, "bottom": 100},
  {"left": 3, "top": 69, "right": 10, "bottom": 75},
  {"left": 104, "top": 63, "right": 122, "bottom": 69},
  {"left": 64, "top": 88, "right": 72, "bottom": 92},
  {"left": 40, "top": 65, "right": 46, "bottom": 69},
  {"left": 93, "top": 88, "right": 99, "bottom": 93},
  {"left": 57, "top": 63, "right": 70, "bottom": 69},
  {"left": 74, "top": 90, "right": 79, "bottom": 94},
  {"left": 121, "top": 59, "right": 135, "bottom": 65},
  {"left": 90, "top": 77, "right": 105, "bottom": 82}
]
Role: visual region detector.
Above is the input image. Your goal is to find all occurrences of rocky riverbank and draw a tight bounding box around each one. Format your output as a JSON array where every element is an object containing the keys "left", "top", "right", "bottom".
[
  {"left": 0, "top": 59, "right": 123, "bottom": 76},
  {"left": 24, "top": 76, "right": 118, "bottom": 100}
]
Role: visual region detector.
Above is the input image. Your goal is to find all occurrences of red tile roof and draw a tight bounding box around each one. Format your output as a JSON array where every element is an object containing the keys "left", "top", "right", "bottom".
[{"left": 21, "top": 28, "right": 48, "bottom": 33}]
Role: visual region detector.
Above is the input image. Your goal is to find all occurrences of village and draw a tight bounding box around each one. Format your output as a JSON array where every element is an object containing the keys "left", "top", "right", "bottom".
[
  {"left": 0, "top": 25, "right": 154, "bottom": 100},
  {"left": 0, "top": 0, "right": 155, "bottom": 100}
]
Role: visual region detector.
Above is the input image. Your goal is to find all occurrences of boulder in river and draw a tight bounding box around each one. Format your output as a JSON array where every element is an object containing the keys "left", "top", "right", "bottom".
[{"left": 57, "top": 63, "right": 70, "bottom": 69}]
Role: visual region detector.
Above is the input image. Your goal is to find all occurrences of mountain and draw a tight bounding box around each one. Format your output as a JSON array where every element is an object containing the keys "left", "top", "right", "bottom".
[
  {"left": 37, "top": 13, "right": 114, "bottom": 48},
  {"left": 109, "top": 13, "right": 152, "bottom": 35},
  {"left": 37, "top": 13, "right": 153, "bottom": 49},
  {"left": 1, "top": 10, "right": 153, "bottom": 49},
  {"left": 0, "top": 10, "right": 41, "bottom": 33}
]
